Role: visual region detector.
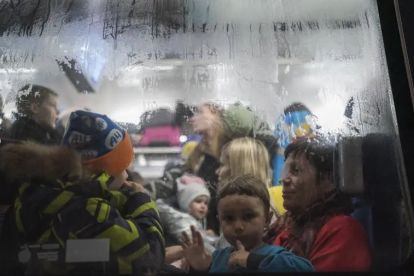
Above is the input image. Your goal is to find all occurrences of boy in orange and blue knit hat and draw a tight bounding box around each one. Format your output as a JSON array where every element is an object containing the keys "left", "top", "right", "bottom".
[
  {"left": 0, "top": 110, "right": 165, "bottom": 274},
  {"left": 62, "top": 110, "right": 136, "bottom": 188}
]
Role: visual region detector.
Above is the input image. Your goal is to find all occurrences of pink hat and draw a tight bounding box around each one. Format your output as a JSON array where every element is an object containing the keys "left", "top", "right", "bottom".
[{"left": 179, "top": 174, "right": 205, "bottom": 186}]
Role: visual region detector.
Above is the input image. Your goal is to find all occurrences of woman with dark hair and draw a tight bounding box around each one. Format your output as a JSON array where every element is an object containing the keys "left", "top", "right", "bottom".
[
  {"left": 273, "top": 102, "right": 318, "bottom": 185},
  {"left": 270, "top": 102, "right": 319, "bottom": 217},
  {"left": 264, "top": 137, "right": 370, "bottom": 271}
]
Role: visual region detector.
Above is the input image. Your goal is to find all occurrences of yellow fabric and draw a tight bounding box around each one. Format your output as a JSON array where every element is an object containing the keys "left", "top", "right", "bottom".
[
  {"left": 14, "top": 171, "right": 165, "bottom": 274},
  {"left": 181, "top": 141, "right": 198, "bottom": 160},
  {"left": 269, "top": 186, "right": 287, "bottom": 215}
]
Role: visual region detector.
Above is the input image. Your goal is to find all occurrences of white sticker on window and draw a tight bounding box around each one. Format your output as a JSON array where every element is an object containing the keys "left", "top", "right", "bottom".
[
  {"left": 65, "top": 239, "right": 110, "bottom": 263},
  {"left": 18, "top": 246, "right": 31, "bottom": 264}
]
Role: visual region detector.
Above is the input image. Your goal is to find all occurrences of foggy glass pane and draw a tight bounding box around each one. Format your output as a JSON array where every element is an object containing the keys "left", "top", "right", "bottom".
[
  {"left": 0, "top": 0, "right": 412, "bottom": 269},
  {"left": 0, "top": 0, "right": 387, "bottom": 132}
]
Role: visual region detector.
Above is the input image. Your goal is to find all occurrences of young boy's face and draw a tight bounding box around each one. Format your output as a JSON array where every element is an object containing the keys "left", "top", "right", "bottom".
[
  {"left": 218, "top": 194, "right": 272, "bottom": 252},
  {"left": 108, "top": 170, "right": 128, "bottom": 191},
  {"left": 189, "top": 195, "right": 209, "bottom": 219},
  {"left": 31, "top": 94, "right": 59, "bottom": 129}
]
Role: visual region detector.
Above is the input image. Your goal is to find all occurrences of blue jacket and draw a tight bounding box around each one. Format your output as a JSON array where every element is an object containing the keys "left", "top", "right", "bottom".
[{"left": 209, "top": 244, "right": 314, "bottom": 273}]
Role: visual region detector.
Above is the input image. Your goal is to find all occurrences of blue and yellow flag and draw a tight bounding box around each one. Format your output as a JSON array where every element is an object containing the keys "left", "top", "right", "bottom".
[{"left": 273, "top": 110, "right": 316, "bottom": 186}]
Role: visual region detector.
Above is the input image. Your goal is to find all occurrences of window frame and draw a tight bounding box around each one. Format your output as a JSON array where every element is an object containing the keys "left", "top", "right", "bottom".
[{"left": 377, "top": 0, "right": 414, "bottom": 270}]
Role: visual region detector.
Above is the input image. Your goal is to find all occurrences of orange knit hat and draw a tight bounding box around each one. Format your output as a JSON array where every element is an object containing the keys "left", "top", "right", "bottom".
[{"left": 62, "top": 110, "right": 134, "bottom": 176}]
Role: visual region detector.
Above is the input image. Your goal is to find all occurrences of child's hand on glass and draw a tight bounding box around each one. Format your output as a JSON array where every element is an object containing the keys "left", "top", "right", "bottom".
[
  {"left": 180, "top": 225, "right": 212, "bottom": 271},
  {"left": 228, "top": 240, "right": 250, "bottom": 269}
]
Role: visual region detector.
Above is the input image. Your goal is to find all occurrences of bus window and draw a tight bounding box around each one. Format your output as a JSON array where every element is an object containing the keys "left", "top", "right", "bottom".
[{"left": 0, "top": 0, "right": 412, "bottom": 273}]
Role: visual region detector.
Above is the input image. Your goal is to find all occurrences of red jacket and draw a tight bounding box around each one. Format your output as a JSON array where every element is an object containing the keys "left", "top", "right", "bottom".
[{"left": 273, "top": 215, "right": 371, "bottom": 271}]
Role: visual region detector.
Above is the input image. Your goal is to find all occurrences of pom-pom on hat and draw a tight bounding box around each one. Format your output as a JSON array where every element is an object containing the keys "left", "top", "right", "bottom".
[
  {"left": 62, "top": 110, "right": 134, "bottom": 176},
  {"left": 222, "top": 103, "right": 274, "bottom": 138}
]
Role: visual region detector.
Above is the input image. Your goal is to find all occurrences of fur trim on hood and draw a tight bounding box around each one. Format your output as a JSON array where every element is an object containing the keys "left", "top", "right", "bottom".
[{"left": 0, "top": 142, "right": 83, "bottom": 183}]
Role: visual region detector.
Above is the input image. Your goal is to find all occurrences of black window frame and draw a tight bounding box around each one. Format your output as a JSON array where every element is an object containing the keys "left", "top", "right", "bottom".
[{"left": 377, "top": 0, "right": 414, "bottom": 271}]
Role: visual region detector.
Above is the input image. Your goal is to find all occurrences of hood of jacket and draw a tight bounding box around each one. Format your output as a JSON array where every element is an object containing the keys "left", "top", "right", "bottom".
[{"left": 0, "top": 142, "right": 83, "bottom": 183}]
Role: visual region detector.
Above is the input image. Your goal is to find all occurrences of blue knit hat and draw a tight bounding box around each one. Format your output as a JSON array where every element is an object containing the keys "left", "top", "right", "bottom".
[{"left": 62, "top": 110, "right": 134, "bottom": 176}]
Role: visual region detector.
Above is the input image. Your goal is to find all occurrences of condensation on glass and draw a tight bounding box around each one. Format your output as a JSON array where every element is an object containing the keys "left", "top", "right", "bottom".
[{"left": 0, "top": 0, "right": 412, "bottom": 268}]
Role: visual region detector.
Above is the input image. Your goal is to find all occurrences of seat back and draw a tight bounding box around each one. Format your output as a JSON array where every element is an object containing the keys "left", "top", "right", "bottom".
[{"left": 336, "top": 134, "right": 403, "bottom": 271}]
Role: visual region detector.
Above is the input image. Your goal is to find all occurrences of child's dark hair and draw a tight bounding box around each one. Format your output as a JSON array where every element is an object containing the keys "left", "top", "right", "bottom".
[{"left": 217, "top": 174, "right": 270, "bottom": 213}]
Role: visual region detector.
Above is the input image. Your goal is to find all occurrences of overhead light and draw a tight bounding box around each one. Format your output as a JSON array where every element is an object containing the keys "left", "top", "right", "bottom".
[
  {"left": 152, "top": 65, "right": 175, "bottom": 71},
  {"left": 122, "top": 66, "right": 144, "bottom": 72},
  {"left": 117, "top": 78, "right": 142, "bottom": 87},
  {"left": 0, "top": 68, "right": 38, "bottom": 74},
  {"left": 179, "top": 135, "right": 188, "bottom": 143},
  {"left": 156, "top": 59, "right": 219, "bottom": 67},
  {"left": 120, "top": 58, "right": 304, "bottom": 72},
  {"left": 122, "top": 65, "right": 175, "bottom": 72}
]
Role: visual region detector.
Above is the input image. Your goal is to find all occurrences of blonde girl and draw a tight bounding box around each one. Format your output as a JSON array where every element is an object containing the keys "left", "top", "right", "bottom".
[
  {"left": 146, "top": 102, "right": 277, "bottom": 235},
  {"left": 216, "top": 137, "right": 285, "bottom": 217}
]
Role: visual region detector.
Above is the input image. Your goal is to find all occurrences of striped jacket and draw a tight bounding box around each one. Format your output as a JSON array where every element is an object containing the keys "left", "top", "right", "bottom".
[{"left": 0, "top": 142, "right": 165, "bottom": 274}]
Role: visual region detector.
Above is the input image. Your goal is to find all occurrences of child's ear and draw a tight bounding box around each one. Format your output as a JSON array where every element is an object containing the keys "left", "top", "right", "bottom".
[{"left": 266, "top": 210, "right": 273, "bottom": 225}]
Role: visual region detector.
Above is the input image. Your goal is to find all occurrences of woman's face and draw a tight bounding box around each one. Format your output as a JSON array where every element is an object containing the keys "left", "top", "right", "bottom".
[
  {"left": 191, "top": 105, "right": 216, "bottom": 133},
  {"left": 281, "top": 154, "right": 333, "bottom": 211},
  {"left": 216, "top": 153, "right": 231, "bottom": 183},
  {"left": 190, "top": 105, "right": 221, "bottom": 149}
]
